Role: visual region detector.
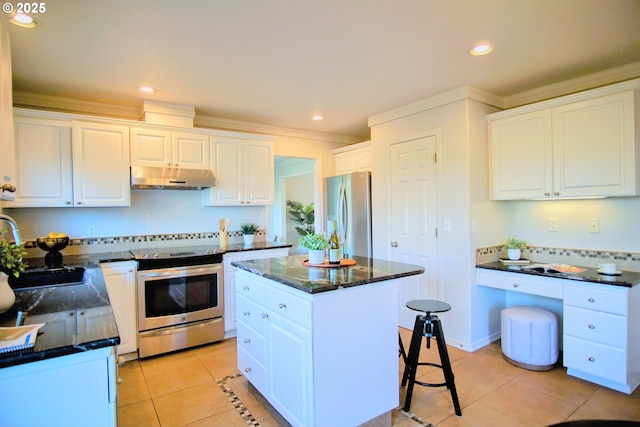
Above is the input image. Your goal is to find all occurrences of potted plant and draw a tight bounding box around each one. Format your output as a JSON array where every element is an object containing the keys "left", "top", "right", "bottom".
[
  {"left": 239, "top": 223, "right": 260, "bottom": 245},
  {"left": 286, "top": 200, "right": 315, "bottom": 236},
  {"left": 503, "top": 238, "right": 527, "bottom": 261},
  {"left": 298, "top": 233, "right": 329, "bottom": 265},
  {"left": 0, "top": 239, "right": 28, "bottom": 313}
]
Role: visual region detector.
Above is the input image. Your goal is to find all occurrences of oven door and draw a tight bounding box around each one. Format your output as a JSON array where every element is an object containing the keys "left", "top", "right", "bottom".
[{"left": 137, "top": 264, "right": 223, "bottom": 332}]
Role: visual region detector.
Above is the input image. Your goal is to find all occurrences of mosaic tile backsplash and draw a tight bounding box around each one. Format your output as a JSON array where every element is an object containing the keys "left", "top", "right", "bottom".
[
  {"left": 21, "top": 230, "right": 268, "bottom": 258},
  {"left": 476, "top": 245, "right": 640, "bottom": 272}
]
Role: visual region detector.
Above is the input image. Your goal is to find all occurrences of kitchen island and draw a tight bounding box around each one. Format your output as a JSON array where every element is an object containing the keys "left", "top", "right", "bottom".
[
  {"left": 232, "top": 254, "right": 424, "bottom": 427},
  {"left": 0, "top": 264, "right": 122, "bottom": 427}
]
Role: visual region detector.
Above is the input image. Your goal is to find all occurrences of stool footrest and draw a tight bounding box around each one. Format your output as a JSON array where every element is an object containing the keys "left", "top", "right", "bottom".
[{"left": 414, "top": 379, "right": 448, "bottom": 388}]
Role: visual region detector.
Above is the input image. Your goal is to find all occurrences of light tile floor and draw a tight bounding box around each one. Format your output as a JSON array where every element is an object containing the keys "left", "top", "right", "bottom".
[{"left": 117, "top": 328, "right": 640, "bottom": 427}]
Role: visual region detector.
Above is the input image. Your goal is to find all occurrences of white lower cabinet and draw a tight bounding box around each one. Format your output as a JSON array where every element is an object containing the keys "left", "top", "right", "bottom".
[
  {"left": 101, "top": 261, "right": 138, "bottom": 356},
  {"left": 222, "top": 248, "right": 289, "bottom": 337},
  {"left": 0, "top": 346, "right": 117, "bottom": 427},
  {"left": 236, "top": 269, "right": 399, "bottom": 427}
]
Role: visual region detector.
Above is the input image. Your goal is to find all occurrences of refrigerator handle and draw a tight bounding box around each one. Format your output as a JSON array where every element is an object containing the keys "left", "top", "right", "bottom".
[{"left": 338, "top": 182, "right": 348, "bottom": 243}]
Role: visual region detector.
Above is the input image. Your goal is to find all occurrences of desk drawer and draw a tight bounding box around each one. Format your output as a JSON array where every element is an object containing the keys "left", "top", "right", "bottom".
[
  {"left": 237, "top": 294, "right": 268, "bottom": 335},
  {"left": 563, "top": 306, "right": 626, "bottom": 348},
  {"left": 477, "top": 270, "right": 563, "bottom": 299},
  {"left": 564, "top": 336, "right": 626, "bottom": 383},
  {"left": 564, "top": 283, "right": 627, "bottom": 315}
]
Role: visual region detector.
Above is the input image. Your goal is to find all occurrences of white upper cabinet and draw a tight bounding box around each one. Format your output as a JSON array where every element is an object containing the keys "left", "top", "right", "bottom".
[
  {"left": 130, "top": 127, "right": 209, "bottom": 169},
  {"left": 10, "top": 116, "right": 130, "bottom": 207},
  {"left": 333, "top": 141, "right": 372, "bottom": 175},
  {"left": 0, "top": 20, "right": 14, "bottom": 202},
  {"left": 488, "top": 81, "right": 640, "bottom": 200},
  {"left": 203, "top": 136, "right": 275, "bottom": 206}
]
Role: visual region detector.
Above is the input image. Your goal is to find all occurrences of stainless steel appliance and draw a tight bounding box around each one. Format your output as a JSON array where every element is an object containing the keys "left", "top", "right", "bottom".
[
  {"left": 324, "top": 171, "right": 372, "bottom": 258},
  {"left": 133, "top": 246, "right": 224, "bottom": 358}
]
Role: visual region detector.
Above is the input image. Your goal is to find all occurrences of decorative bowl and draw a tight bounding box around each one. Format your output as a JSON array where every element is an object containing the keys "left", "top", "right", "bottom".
[{"left": 36, "top": 237, "right": 69, "bottom": 252}]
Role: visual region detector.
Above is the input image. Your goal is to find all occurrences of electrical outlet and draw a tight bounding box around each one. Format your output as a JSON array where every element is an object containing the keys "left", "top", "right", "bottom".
[
  {"left": 87, "top": 225, "right": 96, "bottom": 237},
  {"left": 443, "top": 219, "right": 452, "bottom": 232},
  {"left": 548, "top": 218, "right": 558, "bottom": 232},
  {"left": 589, "top": 218, "right": 599, "bottom": 233}
]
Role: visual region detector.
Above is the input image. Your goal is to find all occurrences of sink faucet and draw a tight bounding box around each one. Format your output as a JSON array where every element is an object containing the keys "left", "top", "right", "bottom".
[{"left": 0, "top": 214, "right": 22, "bottom": 246}]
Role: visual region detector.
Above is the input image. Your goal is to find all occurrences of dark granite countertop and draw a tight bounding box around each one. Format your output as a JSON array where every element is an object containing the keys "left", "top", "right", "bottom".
[
  {"left": 476, "top": 261, "right": 640, "bottom": 288},
  {"left": 232, "top": 254, "right": 425, "bottom": 294}
]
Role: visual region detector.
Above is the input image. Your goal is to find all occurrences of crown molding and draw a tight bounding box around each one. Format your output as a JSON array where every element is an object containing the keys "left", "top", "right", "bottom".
[
  {"left": 368, "top": 86, "right": 504, "bottom": 128},
  {"left": 13, "top": 91, "right": 358, "bottom": 145},
  {"left": 503, "top": 61, "right": 640, "bottom": 108}
]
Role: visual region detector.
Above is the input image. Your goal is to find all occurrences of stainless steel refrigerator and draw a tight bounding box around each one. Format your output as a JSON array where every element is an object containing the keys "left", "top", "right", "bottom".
[{"left": 324, "top": 171, "right": 372, "bottom": 258}]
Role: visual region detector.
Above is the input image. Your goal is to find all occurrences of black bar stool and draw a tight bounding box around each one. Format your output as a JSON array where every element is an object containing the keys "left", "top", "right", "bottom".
[{"left": 400, "top": 299, "right": 461, "bottom": 416}]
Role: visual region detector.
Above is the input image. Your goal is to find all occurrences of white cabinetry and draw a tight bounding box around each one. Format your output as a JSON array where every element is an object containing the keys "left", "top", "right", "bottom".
[
  {"left": 333, "top": 140, "right": 372, "bottom": 174},
  {"left": 0, "top": 346, "right": 117, "bottom": 427},
  {"left": 101, "top": 261, "right": 138, "bottom": 356},
  {"left": 203, "top": 136, "right": 275, "bottom": 206},
  {"left": 488, "top": 81, "right": 640, "bottom": 199},
  {"left": 236, "top": 269, "right": 398, "bottom": 427},
  {"left": 8, "top": 116, "right": 130, "bottom": 207},
  {"left": 130, "top": 127, "right": 209, "bottom": 169},
  {"left": 0, "top": 19, "right": 14, "bottom": 201},
  {"left": 222, "top": 248, "right": 289, "bottom": 337}
]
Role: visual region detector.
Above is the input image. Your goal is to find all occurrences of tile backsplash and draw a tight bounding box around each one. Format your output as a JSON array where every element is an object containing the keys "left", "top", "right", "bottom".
[
  {"left": 22, "top": 230, "right": 268, "bottom": 258},
  {"left": 476, "top": 245, "right": 640, "bottom": 272}
]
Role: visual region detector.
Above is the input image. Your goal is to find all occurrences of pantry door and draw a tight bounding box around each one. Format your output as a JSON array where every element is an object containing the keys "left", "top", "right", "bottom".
[{"left": 389, "top": 135, "right": 439, "bottom": 330}]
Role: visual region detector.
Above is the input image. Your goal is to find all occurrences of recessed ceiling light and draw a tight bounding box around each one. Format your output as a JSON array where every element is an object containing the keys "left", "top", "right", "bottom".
[
  {"left": 137, "top": 86, "right": 158, "bottom": 94},
  {"left": 10, "top": 13, "right": 40, "bottom": 28},
  {"left": 470, "top": 42, "right": 493, "bottom": 56},
  {"left": 311, "top": 114, "right": 324, "bottom": 121}
]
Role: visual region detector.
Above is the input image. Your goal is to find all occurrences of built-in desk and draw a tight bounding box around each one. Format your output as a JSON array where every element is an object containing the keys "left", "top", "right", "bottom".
[{"left": 476, "top": 263, "right": 640, "bottom": 394}]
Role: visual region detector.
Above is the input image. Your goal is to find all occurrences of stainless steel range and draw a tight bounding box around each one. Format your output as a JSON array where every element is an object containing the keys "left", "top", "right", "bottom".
[{"left": 132, "top": 246, "right": 225, "bottom": 358}]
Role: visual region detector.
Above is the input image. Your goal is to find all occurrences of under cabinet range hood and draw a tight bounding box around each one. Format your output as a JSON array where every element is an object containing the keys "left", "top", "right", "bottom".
[{"left": 130, "top": 166, "right": 216, "bottom": 190}]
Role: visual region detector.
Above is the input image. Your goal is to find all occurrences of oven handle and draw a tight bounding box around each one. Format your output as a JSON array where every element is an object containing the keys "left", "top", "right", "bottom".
[
  {"left": 138, "top": 264, "right": 223, "bottom": 280},
  {"left": 138, "top": 318, "right": 222, "bottom": 338}
]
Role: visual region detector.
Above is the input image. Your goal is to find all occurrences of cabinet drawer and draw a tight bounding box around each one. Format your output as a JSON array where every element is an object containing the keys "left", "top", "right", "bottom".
[
  {"left": 237, "top": 321, "right": 266, "bottom": 363},
  {"left": 477, "top": 270, "right": 563, "bottom": 299},
  {"left": 564, "top": 336, "right": 626, "bottom": 383},
  {"left": 564, "top": 283, "right": 627, "bottom": 315},
  {"left": 266, "top": 285, "right": 311, "bottom": 329},
  {"left": 236, "top": 273, "right": 266, "bottom": 304},
  {"left": 236, "top": 294, "right": 268, "bottom": 335},
  {"left": 237, "top": 346, "right": 267, "bottom": 395},
  {"left": 563, "top": 306, "right": 626, "bottom": 348}
]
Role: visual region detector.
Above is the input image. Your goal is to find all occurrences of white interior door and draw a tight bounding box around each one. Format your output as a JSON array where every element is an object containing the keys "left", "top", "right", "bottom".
[{"left": 389, "top": 136, "right": 439, "bottom": 329}]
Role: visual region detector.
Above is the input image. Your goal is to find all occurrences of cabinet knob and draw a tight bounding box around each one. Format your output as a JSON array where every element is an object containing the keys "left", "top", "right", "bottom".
[
  {"left": 174, "top": 163, "right": 178, "bottom": 167},
  {"left": 243, "top": 311, "right": 250, "bottom": 317},
  {"left": 513, "top": 283, "right": 519, "bottom": 288},
  {"left": 261, "top": 313, "right": 269, "bottom": 318},
  {"left": 554, "top": 192, "right": 560, "bottom": 196},
  {"left": 117, "top": 377, "right": 123, "bottom": 384},
  {"left": 391, "top": 241, "right": 398, "bottom": 248},
  {"left": 76, "top": 201, "right": 82, "bottom": 205},
  {"left": 243, "top": 286, "right": 249, "bottom": 291},
  {"left": 66, "top": 201, "right": 72, "bottom": 205},
  {"left": 117, "top": 356, "right": 126, "bottom": 366},
  {"left": 588, "top": 356, "right": 595, "bottom": 362},
  {"left": 588, "top": 297, "right": 595, "bottom": 303},
  {"left": 167, "top": 163, "right": 172, "bottom": 167},
  {"left": 244, "top": 367, "right": 251, "bottom": 373},
  {"left": 244, "top": 338, "right": 251, "bottom": 344},
  {"left": 278, "top": 303, "right": 287, "bottom": 309},
  {"left": 588, "top": 324, "right": 595, "bottom": 329},
  {"left": 544, "top": 192, "right": 550, "bottom": 196}
]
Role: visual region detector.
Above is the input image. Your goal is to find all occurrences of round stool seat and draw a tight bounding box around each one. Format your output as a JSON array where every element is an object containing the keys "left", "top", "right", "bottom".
[{"left": 406, "top": 299, "right": 451, "bottom": 314}]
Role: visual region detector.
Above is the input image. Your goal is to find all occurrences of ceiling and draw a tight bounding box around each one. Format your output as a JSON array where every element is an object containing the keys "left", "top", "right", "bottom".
[{"left": 5, "top": 0, "right": 640, "bottom": 141}]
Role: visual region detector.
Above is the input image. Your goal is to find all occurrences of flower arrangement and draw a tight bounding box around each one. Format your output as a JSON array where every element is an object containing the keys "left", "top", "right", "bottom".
[
  {"left": 239, "top": 223, "right": 260, "bottom": 235},
  {"left": 298, "top": 233, "right": 330, "bottom": 251},
  {"left": 0, "top": 239, "right": 28, "bottom": 278},
  {"left": 503, "top": 238, "right": 527, "bottom": 251}
]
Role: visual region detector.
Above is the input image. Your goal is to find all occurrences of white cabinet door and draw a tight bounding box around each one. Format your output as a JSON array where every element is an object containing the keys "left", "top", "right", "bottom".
[
  {"left": 489, "top": 110, "right": 552, "bottom": 200},
  {"left": 130, "top": 127, "right": 172, "bottom": 168},
  {"left": 334, "top": 144, "right": 372, "bottom": 174},
  {"left": 244, "top": 140, "right": 274, "bottom": 204},
  {"left": 101, "top": 261, "right": 137, "bottom": 355},
  {"left": 552, "top": 91, "right": 637, "bottom": 197},
  {"left": 72, "top": 121, "right": 131, "bottom": 207},
  {"left": 9, "top": 117, "right": 73, "bottom": 207},
  {"left": 0, "top": 20, "right": 14, "bottom": 201},
  {"left": 172, "top": 131, "right": 210, "bottom": 169}
]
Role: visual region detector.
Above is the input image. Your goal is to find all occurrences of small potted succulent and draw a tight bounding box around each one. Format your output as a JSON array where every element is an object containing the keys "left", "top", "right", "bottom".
[
  {"left": 503, "top": 238, "right": 527, "bottom": 261},
  {"left": 298, "top": 233, "right": 329, "bottom": 265},
  {"left": 0, "top": 239, "right": 28, "bottom": 313},
  {"left": 239, "top": 223, "right": 260, "bottom": 246}
]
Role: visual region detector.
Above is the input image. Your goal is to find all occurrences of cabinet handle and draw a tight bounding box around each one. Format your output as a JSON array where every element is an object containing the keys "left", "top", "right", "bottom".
[
  {"left": 174, "top": 163, "right": 178, "bottom": 167},
  {"left": 117, "top": 356, "right": 126, "bottom": 366},
  {"left": 117, "top": 377, "right": 123, "bottom": 385},
  {"left": 167, "top": 163, "right": 172, "bottom": 167},
  {"left": 68, "top": 312, "right": 74, "bottom": 317},
  {"left": 554, "top": 192, "right": 560, "bottom": 196},
  {"left": 391, "top": 241, "right": 398, "bottom": 248},
  {"left": 588, "top": 324, "right": 595, "bottom": 329},
  {"left": 243, "top": 286, "right": 249, "bottom": 291},
  {"left": 243, "top": 311, "right": 250, "bottom": 317},
  {"left": 588, "top": 356, "right": 595, "bottom": 362},
  {"left": 65, "top": 201, "right": 72, "bottom": 205},
  {"left": 244, "top": 367, "right": 251, "bottom": 373},
  {"left": 261, "top": 313, "right": 269, "bottom": 318},
  {"left": 278, "top": 303, "right": 287, "bottom": 309},
  {"left": 76, "top": 201, "right": 82, "bottom": 205},
  {"left": 588, "top": 297, "right": 595, "bottom": 303},
  {"left": 544, "top": 192, "right": 550, "bottom": 196},
  {"left": 244, "top": 338, "right": 251, "bottom": 343},
  {"left": 512, "top": 283, "right": 519, "bottom": 288}
]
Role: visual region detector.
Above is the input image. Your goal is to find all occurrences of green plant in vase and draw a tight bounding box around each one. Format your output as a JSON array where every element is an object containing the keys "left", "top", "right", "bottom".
[
  {"left": 503, "top": 238, "right": 527, "bottom": 260},
  {"left": 299, "top": 233, "right": 329, "bottom": 265}
]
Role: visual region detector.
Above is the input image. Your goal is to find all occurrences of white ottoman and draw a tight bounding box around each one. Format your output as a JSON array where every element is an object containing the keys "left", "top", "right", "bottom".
[{"left": 501, "top": 306, "right": 559, "bottom": 371}]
